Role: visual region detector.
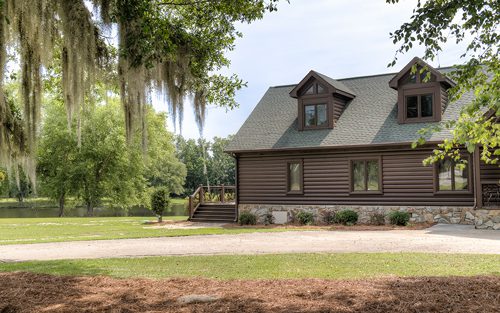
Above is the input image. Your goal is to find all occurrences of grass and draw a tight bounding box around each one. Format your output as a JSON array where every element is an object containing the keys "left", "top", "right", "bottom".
[
  {"left": 0, "top": 216, "right": 309, "bottom": 245},
  {"left": 0, "top": 253, "right": 499, "bottom": 280}
]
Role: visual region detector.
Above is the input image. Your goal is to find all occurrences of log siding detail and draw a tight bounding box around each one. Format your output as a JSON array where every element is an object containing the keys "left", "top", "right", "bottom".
[{"left": 237, "top": 148, "right": 476, "bottom": 207}]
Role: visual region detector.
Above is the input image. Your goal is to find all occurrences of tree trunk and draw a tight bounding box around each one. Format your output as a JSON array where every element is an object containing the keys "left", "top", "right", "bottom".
[
  {"left": 86, "top": 202, "right": 94, "bottom": 217},
  {"left": 58, "top": 195, "right": 65, "bottom": 217},
  {"left": 158, "top": 215, "right": 162, "bottom": 223}
]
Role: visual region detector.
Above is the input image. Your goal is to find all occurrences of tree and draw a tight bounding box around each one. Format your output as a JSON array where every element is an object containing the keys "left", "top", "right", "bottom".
[
  {"left": 175, "top": 136, "right": 209, "bottom": 194},
  {"left": 73, "top": 101, "right": 145, "bottom": 216},
  {"left": 388, "top": 0, "right": 499, "bottom": 165},
  {"left": 208, "top": 136, "right": 236, "bottom": 186},
  {"left": 37, "top": 102, "right": 78, "bottom": 216},
  {"left": 150, "top": 187, "right": 170, "bottom": 222},
  {"left": 143, "top": 109, "right": 186, "bottom": 195},
  {"left": 0, "top": 0, "right": 285, "bottom": 183},
  {"left": 175, "top": 135, "right": 235, "bottom": 194}
]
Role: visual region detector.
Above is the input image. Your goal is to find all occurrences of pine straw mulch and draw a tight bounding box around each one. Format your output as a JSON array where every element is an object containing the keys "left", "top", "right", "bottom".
[
  {"left": 0, "top": 272, "right": 499, "bottom": 313},
  {"left": 222, "top": 223, "right": 435, "bottom": 231}
]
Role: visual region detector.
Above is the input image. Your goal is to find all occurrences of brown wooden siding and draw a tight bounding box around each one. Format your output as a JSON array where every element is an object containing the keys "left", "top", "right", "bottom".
[
  {"left": 237, "top": 148, "right": 475, "bottom": 206},
  {"left": 440, "top": 84, "right": 448, "bottom": 113},
  {"left": 480, "top": 161, "right": 500, "bottom": 182},
  {"left": 332, "top": 95, "right": 348, "bottom": 122}
]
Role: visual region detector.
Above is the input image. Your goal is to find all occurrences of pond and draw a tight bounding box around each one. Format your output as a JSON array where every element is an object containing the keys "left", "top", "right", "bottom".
[{"left": 0, "top": 201, "right": 188, "bottom": 218}]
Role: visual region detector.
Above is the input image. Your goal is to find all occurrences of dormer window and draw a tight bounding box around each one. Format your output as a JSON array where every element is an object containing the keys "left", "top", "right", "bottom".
[
  {"left": 289, "top": 70, "right": 356, "bottom": 131},
  {"left": 304, "top": 103, "right": 327, "bottom": 128},
  {"left": 405, "top": 93, "right": 433, "bottom": 119},
  {"left": 389, "top": 57, "right": 455, "bottom": 124}
]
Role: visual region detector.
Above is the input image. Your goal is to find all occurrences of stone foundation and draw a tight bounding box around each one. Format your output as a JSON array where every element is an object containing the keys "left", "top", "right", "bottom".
[
  {"left": 238, "top": 204, "right": 499, "bottom": 229},
  {"left": 474, "top": 210, "right": 500, "bottom": 230}
]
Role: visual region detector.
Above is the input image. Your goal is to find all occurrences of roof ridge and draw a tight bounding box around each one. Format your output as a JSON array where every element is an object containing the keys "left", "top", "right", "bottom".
[{"left": 271, "top": 65, "right": 456, "bottom": 87}]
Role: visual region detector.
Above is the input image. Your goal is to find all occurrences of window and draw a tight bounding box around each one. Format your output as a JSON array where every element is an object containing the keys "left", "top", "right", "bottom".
[
  {"left": 301, "top": 82, "right": 327, "bottom": 96},
  {"left": 351, "top": 159, "right": 381, "bottom": 192},
  {"left": 436, "top": 159, "right": 469, "bottom": 192},
  {"left": 304, "top": 104, "right": 327, "bottom": 127},
  {"left": 287, "top": 160, "right": 303, "bottom": 194},
  {"left": 405, "top": 94, "right": 433, "bottom": 119}
]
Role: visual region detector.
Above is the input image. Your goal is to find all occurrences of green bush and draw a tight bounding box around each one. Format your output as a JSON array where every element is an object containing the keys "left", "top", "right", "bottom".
[
  {"left": 296, "top": 211, "right": 315, "bottom": 225},
  {"left": 262, "top": 213, "right": 275, "bottom": 225},
  {"left": 150, "top": 188, "right": 170, "bottom": 223},
  {"left": 334, "top": 210, "right": 358, "bottom": 225},
  {"left": 389, "top": 211, "right": 410, "bottom": 226},
  {"left": 239, "top": 212, "right": 257, "bottom": 225}
]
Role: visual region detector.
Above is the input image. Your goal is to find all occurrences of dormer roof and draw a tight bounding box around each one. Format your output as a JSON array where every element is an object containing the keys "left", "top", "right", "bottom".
[
  {"left": 388, "top": 56, "right": 455, "bottom": 90},
  {"left": 289, "top": 70, "right": 356, "bottom": 99}
]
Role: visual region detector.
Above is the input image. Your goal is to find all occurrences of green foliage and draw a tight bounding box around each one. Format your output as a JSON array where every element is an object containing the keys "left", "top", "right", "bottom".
[
  {"left": 334, "top": 210, "right": 358, "bottom": 225},
  {"left": 239, "top": 211, "right": 257, "bottom": 225},
  {"left": 296, "top": 211, "right": 315, "bottom": 225},
  {"left": 388, "top": 0, "right": 500, "bottom": 165},
  {"left": 150, "top": 188, "right": 170, "bottom": 222},
  {"left": 175, "top": 135, "right": 235, "bottom": 195},
  {"left": 262, "top": 213, "right": 275, "bottom": 225},
  {"left": 142, "top": 110, "right": 186, "bottom": 195},
  {"left": 388, "top": 211, "right": 410, "bottom": 226},
  {"left": 37, "top": 93, "right": 185, "bottom": 216}
]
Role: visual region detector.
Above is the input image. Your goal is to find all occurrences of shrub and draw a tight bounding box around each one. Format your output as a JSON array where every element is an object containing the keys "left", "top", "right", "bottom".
[
  {"left": 296, "top": 211, "right": 315, "bottom": 225},
  {"left": 389, "top": 211, "right": 410, "bottom": 226},
  {"left": 239, "top": 212, "right": 257, "bottom": 225},
  {"left": 370, "top": 213, "right": 386, "bottom": 226},
  {"left": 262, "top": 213, "right": 275, "bottom": 225},
  {"left": 335, "top": 210, "right": 358, "bottom": 225},
  {"left": 150, "top": 188, "right": 170, "bottom": 223}
]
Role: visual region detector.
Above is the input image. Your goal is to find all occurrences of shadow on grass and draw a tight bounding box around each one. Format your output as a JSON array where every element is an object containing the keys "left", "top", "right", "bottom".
[{"left": 0, "top": 271, "right": 499, "bottom": 312}]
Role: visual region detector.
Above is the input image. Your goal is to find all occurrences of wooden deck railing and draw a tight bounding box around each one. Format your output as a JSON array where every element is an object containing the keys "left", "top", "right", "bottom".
[{"left": 188, "top": 185, "right": 236, "bottom": 219}]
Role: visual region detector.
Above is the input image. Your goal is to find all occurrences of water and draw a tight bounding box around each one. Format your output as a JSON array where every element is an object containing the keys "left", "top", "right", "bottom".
[{"left": 0, "top": 203, "right": 188, "bottom": 218}]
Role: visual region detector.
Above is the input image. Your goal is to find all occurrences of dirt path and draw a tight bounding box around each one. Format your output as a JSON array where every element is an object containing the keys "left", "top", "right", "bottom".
[
  {"left": 0, "top": 224, "right": 498, "bottom": 262},
  {"left": 0, "top": 272, "right": 499, "bottom": 313}
]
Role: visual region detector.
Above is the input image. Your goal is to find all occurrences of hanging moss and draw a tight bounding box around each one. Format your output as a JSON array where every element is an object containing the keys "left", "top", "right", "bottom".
[{"left": 0, "top": 0, "right": 250, "bottom": 186}]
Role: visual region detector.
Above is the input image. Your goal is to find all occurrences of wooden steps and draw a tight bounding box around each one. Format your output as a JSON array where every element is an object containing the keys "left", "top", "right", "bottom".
[{"left": 190, "top": 203, "right": 236, "bottom": 223}]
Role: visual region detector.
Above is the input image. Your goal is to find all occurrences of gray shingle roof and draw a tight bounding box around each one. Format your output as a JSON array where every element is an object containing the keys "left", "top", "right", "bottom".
[
  {"left": 226, "top": 68, "right": 473, "bottom": 152},
  {"left": 313, "top": 71, "right": 356, "bottom": 96}
]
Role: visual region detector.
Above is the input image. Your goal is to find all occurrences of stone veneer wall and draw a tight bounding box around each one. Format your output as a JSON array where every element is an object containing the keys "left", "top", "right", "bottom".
[{"left": 238, "top": 204, "right": 500, "bottom": 230}]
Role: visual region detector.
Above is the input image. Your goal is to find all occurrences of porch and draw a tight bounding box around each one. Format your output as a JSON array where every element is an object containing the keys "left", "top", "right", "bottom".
[{"left": 188, "top": 185, "right": 237, "bottom": 223}]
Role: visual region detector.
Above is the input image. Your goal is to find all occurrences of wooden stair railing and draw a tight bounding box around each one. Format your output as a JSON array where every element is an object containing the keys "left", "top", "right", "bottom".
[{"left": 188, "top": 184, "right": 237, "bottom": 220}]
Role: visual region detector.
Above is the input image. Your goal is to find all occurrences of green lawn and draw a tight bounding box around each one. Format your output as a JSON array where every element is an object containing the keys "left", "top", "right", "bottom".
[
  {"left": 1, "top": 253, "right": 498, "bottom": 280},
  {"left": 0, "top": 216, "right": 307, "bottom": 245}
]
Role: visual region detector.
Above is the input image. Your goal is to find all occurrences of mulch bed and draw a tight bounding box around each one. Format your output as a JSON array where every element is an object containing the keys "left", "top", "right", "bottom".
[
  {"left": 224, "top": 223, "right": 435, "bottom": 231},
  {"left": 0, "top": 272, "right": 498, "bottom": 312}
]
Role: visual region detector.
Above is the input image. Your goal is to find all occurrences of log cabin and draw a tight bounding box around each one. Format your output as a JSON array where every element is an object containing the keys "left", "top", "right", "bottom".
[{"left": 225, "top": 57, "right": 500, "bottom": 229}]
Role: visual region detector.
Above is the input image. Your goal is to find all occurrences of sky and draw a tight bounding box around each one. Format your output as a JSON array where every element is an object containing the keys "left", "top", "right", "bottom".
[{"left": 155, "top": 0, "right": 468, "bottom": 140}]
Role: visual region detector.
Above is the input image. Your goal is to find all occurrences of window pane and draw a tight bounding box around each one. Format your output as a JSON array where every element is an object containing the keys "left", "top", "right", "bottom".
[
  {"left": 289, "top": 162, "right": 301, "bottom": 191},
  {"left": 403, "top": 72, "right": 417, "bottom": 84},
  {"left": 438, "top": 159, "right": 453, "bottom": 191},
  {"left": 304, "top": 85, "right": 314, "bottom": 95},
  {"left": 421, "top": 94, "right": 433, "bottom": 117},
  {"left": 406, "top": 96, "right": 418, "bottom": 118},
  {"left": 317, "top": 84, "right": 326, "bottom": 93},
  {"left": 367, "top": 160, "right": 380, "bottom": 191},
  {"left": 353, "top": 161, "right": 366, "bottom": 191},
  {"left": 317, "top": 104, "right": 327, "bottom": 126},
  {"left": 304, "top": 105, "right": 316, "bottom": 126},
  {"left": 454, "top": 163, "right": 469, "bottom": 190}
]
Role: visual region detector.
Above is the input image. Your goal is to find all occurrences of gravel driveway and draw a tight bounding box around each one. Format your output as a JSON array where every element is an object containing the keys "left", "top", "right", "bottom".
[{"left": 0, "top": 224, "right": 498, "bottom": 262}]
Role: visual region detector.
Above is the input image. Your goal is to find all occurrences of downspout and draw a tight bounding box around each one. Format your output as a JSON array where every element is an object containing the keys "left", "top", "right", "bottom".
[
  {"left": 233, "top": 153, "right": 239, "bottom": 222},
  {"left": 473, "top": 146, "right": 482, "bottom": 209}
]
